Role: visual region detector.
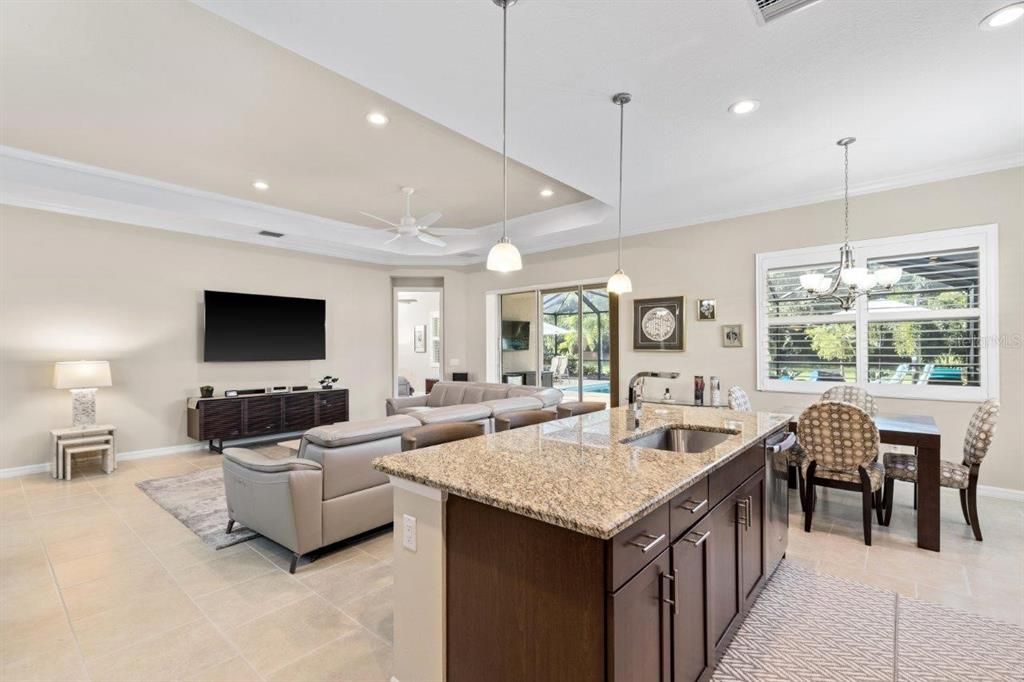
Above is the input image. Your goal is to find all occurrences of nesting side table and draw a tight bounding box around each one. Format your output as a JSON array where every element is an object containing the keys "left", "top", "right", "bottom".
[{"left": 50, "top": 425, "right": 117, "bottom": 480}]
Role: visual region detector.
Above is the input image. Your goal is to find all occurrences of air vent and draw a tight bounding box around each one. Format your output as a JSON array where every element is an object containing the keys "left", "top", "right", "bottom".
[
  {"left": 751, "top": 0, "right": 821, "bottom": 23},
  {"left": 258, "top": 230, "right": 284, "bottom": 238}
]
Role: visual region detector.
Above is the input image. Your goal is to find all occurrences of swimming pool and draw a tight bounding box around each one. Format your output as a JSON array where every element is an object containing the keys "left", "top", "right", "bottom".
[{"left": 557, "top": 381, "right": 610, "bottom": 394}]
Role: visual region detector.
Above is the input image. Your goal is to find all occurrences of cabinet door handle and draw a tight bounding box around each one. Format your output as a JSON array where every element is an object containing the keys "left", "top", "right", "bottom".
[
  {"left": 746, "top": 496, "right": 753, "bottom": 529},
  {"left": 627, "top": 532, "right": 666, "bottom": 553},
  {"left": 660, "top": 571, "right": 677, "bottom": 615},
  {"left": 684, "top": 530, "right": 711, "bottom": 547},
  {"left": 736, "top": 499, "right": 749, "bottom": 528},
  {"left": 679, "top": 498, "right": 708, "bottom": 514}
]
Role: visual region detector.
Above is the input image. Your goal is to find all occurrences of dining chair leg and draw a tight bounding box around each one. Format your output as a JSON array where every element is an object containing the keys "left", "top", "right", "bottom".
[
  {"left": 882, "top": 477, "right": 894, "bottom": 527},
  {"left": 967, "top": 476, "right": 983, "bottom": 542},
  {"left": 913, "top": 482, "right": 918, "bottom": 510},
  {"left": 959, "top": 489, "right": 971, "bottom": 525},
  {"left": 873, "top": 488, "right": 884, "bottom": 525},
  {"left": 797, "top": 469, "right": 807, "bottom": 513},
  {"left": 859, "top": 468, "right": 873, "bottom": 546},
  {"left": 803, "top": 463, "right": 817, "bottom": 532}
]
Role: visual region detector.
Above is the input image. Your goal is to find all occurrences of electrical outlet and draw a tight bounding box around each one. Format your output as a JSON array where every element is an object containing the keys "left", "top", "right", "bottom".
[{"left": 402, "top": 513, "right": 417, "bottom": 552}]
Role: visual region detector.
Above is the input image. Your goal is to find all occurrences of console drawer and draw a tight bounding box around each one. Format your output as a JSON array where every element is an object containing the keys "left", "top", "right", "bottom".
[
  {"left": 607, "top": 502, "right": 670, "bottom": 592},
  {"left": 669, "top": 476, "right": 711, "bottom": 540}
]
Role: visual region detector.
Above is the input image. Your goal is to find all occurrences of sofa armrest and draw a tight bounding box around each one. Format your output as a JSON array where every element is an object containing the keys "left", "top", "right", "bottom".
[{"left": 385, "top": 394, "right": 429, "bottom": 415}]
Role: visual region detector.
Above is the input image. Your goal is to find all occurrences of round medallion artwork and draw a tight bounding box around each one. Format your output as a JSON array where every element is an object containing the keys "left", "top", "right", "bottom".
[{"left": 641, "top": 307, "right": 676, "bottom": 342}]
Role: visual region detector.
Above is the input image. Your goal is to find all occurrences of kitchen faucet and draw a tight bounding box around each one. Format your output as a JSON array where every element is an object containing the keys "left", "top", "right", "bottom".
[{"left": 628, "top": 371, "right": 680, "bottom": 409}]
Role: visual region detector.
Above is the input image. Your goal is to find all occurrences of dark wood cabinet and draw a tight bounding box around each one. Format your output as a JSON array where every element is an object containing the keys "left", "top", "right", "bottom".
[
  {"left": 708, "top": 485, "right": 742, "bottom": 654},
  {"left": 671, "top": 514, "right": 713, "bottom": 682},
  {"left": 608, "top": 550, "right": 672, "bottom": 682},
  {"left": 187, "top": 389, "right": 349, "bottom": 450},
  {"left": 738, "top": 470, "right": 765, "bottom": 610}
]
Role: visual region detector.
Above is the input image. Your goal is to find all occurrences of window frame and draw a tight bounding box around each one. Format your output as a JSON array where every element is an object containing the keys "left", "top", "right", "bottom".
[{"left": 756, "top": 224, "right": 999, "bottom": 402}]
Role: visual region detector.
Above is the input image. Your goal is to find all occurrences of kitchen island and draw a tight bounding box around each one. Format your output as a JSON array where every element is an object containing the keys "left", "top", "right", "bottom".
[{"left": 373, "top": 404, "right": 794, "bottom": 682}]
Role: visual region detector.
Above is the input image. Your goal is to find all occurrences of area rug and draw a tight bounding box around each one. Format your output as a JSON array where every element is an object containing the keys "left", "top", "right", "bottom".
[
  {"left": 136, "top": 465, "right": 258, "bottom": 549},
  {"left": 712, "top": 561, "right": 1023, "bottom": 681}
]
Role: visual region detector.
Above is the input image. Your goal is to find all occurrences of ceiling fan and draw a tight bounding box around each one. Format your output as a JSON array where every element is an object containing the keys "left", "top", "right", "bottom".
[{"left": 360, "top": 187, "right": 452, "bottom": 247}]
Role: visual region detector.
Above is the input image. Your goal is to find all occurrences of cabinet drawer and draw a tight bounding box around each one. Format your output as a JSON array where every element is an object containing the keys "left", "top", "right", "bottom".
[
  {"left": 283, "top": 393, "right": 316, "bottom": 431},
  {"left": 318, "top": 391, "right": 348, "bottom": 425},
  {"left": 708, "top": 443, "right": 764, "bottom": 508},
  {"left": 198, "top": 400, "right": 242, "bottom": 440},
  {"left": 607, "top": 502, "right": 670, "bottom": 592},
  {"left": 669, "top": 477, "right": 710, "bottom": 540},
  {"left": 244, "top": 396, "right": 282, "bottom": 435}
]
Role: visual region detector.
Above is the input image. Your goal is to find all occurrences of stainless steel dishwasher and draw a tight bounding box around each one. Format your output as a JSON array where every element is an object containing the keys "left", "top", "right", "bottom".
[{"left": 764, "top": 429, "right": 797, "bottom": 577}]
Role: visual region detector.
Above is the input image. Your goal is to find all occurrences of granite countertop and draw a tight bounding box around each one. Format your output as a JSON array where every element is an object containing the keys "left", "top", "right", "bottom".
[{"left": 373, "top": 405, "right": 792, "bottom": 540}]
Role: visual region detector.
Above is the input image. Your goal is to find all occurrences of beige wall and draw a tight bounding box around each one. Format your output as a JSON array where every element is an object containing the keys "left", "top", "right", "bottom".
[
  {"left": 462, "top": 168, "right": 1024, "bottom": 491},
  {"left": 0, "top": 206, "right": 466, "bottom": 471}
]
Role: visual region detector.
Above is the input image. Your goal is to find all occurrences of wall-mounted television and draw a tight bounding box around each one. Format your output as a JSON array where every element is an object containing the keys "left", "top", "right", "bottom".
[
  {"left": 203, "top": 290, "right": 326, "bottom": 362},
  {"left": 501, "top": 320, "right": 530, "bottom": 351}
]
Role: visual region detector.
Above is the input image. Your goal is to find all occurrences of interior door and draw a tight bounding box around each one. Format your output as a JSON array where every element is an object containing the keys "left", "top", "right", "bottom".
[
  {"left": 608, "top": 549, "right": 671, "bottom": 682},
  {"left": 672, "top": 515, "right": 713, "bottom": 682}
]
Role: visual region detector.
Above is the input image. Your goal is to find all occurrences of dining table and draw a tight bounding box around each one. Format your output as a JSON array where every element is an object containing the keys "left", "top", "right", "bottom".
[{"left": 788, "top": 412, "right": 942, "bottom": 552}]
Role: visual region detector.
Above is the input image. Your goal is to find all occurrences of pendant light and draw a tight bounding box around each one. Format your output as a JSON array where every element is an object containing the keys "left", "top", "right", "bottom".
[
  {"left": 486, "top": 0, "right": 523, "bottom": 272},
  {"left": 606, "top": 92, "right": 633, "bottom": 294}
]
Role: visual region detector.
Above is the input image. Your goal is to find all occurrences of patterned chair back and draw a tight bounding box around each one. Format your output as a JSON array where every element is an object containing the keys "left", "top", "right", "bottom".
[
  {"left": 727, "top": 386, "right": 752, "bottom": 412},
  {"left": 963, "top": 399, "right": 999, "bottom": 466},
  {"left": 821, "top": 386, "right": 878, "bottom": 416},
  {"left": 797, "top": 401, "right": 879, "bottom": 473}
]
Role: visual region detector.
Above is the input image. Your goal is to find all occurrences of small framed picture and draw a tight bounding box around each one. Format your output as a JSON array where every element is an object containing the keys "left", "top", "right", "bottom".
[
  {"left": 414, "top": 325, "right": 427, "bottom": 353},
  {"left": 721, "top": 324, "right": 743, "bottom": 348},
  {"left": 697, "top": 298, "right": 716, "bottom": 321}
]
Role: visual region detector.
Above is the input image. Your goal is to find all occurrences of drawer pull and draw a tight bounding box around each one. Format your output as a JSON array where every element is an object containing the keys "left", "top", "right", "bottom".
[
  {"left": 679, "top": 498, "right": 708, "bottom": 514},
  {"left": 737, "top": 499, "right": 749, "bottom": 528},
  {"left": 660, "top": 570, "right": 679, "bottom": 615},
  {"left": 684, "top": 530, "right": 711, "bottom": 547},
  {"left": 628, "top": 532, "right": 666, "bottom": 553}
]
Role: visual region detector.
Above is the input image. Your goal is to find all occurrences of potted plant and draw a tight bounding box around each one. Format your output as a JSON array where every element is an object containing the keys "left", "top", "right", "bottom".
[
  {"left": 319, "top": 376, "right": 339, "bottom": 390},
  {"left": 199, "top": 385, "right": 215, "bottom": 398}
]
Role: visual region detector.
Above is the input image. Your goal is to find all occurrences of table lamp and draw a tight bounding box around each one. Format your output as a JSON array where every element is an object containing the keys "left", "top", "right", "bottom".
[{"left": 53, "top": 361, "right": 112, "bottom": 427}]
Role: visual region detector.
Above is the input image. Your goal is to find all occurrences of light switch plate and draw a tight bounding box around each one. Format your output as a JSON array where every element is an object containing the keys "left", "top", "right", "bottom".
[{"left": 402, "top": 513, "right": 417, "bottom": 552}]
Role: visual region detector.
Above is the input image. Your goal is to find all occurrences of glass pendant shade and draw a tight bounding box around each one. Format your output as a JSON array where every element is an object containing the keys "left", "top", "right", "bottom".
[
  {"left": 800, "top": 273, "right": 828, "bottom": 293},
  {"left": 840, "top": 266, "right": 870, "bottom": 289},
  {"left": 607, "top": 268, "right": 633, "bottom": 294},
  {"left": 874, "top": 267, "right": 903, "bottom": 287},
  {"left": 486, "top": 237, "right": 522, "bottom": 273}
]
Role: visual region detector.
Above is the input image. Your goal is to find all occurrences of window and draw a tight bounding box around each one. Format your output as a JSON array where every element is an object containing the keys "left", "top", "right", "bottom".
[{"left": 756, "top": 225, "right": 998, "bottom": 401}]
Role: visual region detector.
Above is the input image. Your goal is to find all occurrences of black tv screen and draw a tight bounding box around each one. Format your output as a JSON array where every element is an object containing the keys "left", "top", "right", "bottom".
[
  {"left": 501, "top": 320, "right": 530, "bottom": 351},
  {"left": 203, "top": 291, "right": 325, "bottom": 362}
]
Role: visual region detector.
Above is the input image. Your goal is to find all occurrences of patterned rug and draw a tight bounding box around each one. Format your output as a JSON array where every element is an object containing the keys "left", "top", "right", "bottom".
[
  {"left": 137, "top": 466, "right": 256, "bottom": 549},
  {"left": 713, "top": 562, "right": 1023, "bottom": 681}
]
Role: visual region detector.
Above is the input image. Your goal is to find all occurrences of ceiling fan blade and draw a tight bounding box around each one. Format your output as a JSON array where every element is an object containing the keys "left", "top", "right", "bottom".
[
  {"left": 358, "top": 211, "right": 399, "bottom": 227},
  {"left": 417, "top": 231, "right": 447, "bottom": 248},
  {"left": 382, "top": 232, "right": 403, "bottom": 246},
  {"left": 416, "top": 211, "right": 442, "bottom": 228},
  {"left": 424, "top": 227, "right": 464, "bottom": 236}
]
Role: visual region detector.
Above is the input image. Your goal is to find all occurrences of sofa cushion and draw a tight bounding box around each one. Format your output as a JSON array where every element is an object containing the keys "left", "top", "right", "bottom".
[
  {"left": 416, "top": 403, "right": 492, "bottom": 425},
  {"left": 510, "top": 386, "right": 564, "bottom": 408},
  {"left": 224, "top": 447, "right": 322, "bottom": 473},
  {"left": 482, "top": 396, "right": 544, "bottom": 416},
  {"left": 426, "top": 382, "right": 514, "bottom": 407},
  {"left": 304, "top": 415, "right": 421, "bottom": 448}
]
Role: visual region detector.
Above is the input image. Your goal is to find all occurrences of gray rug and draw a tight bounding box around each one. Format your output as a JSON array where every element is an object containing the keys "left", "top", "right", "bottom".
[
  {"left": 137, "top": 466, "right": 257, "bottom": 549},
  {"left": 713, "top": 561, "right": 1024, "bottom": 681}
]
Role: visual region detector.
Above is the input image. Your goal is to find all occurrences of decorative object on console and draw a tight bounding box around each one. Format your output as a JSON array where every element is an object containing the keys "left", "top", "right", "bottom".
[
  {"left": 697, "top": 298, "right": 717, "bottom": 320},
  {"left": 53, "top": 361, "right": 112, "bottom": 427},
  {"left": 797, "top": 137, "right": 903, "bottom": 310},
  {"left": 606, "top": 91, "right": 633, "bottom": 294},
  {"left": 200, "top": 385, "right": 214, "bottom": 398},
  {"left": 414, "top": 324, "right": 427, "bottom": 353},
  {"left": 270, "top": 386, "right": 288, "bottom": 393},
  {"left": 318, "top": 376, "right": 339, "bottom": 390},
  {"left": 722, "top": 324, "right": 744, "bottom": 348},
  {"left": 234, "top": 388, "right": 266, "bottom": 396},
  {"left": 633, "top": 296, "right": 685, "bottom": 351},
  {"left": 710, "top": 376, "right": 721, "bottom": 406},
  {"left": 291, "top": 385, "right": 308, "bottom": 392},
  {"left": 485, "top": 0, "right": 523, "bottom": 272},
  {"left": 694, "top": 375, "right": 705, "bottom": 406}
]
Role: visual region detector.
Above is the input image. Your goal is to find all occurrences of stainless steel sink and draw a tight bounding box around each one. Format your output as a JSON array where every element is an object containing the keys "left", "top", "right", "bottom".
[{"left": 622, "top": 427, "right": 732, "bottom": 454}]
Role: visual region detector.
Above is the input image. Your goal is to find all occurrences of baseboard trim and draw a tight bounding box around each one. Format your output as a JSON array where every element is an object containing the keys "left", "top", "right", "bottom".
[
  {"left": 117, "top": 442, "right": 206, "bottom": 462},
  {"left": 0, "top": 463, "right": 51, "bottom": 479},
  {"left": 977, "top": 484, "right": 1024, "bottom": 502}
]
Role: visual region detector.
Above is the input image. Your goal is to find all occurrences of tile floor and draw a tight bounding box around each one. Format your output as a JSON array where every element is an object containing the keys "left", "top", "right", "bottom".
[{"left": 2, "top": 451, "right": 1022, "bottom": 681}]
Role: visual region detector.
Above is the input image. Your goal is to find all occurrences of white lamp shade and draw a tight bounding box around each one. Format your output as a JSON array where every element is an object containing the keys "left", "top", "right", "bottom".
[
  {"left": 874, "top": 267, "right": 903, "bottom": 287},
  {"left": 53, "top": 361, "right": 112, "bottom": 389},
  {"left": 800, "top": 273, "right": 828, "bottom": 292},
  {"left": 607, "top": 269, "right": 633, "bottom": 294},
  {"left": 486, "top": 238, "right": 522, "bottom": 272},
  {"left": 840, "top": 267, "right": 870, "bottom": 288}
]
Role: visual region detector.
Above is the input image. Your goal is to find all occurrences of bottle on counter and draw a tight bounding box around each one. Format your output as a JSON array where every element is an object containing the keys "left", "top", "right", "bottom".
[
  {"left": 710, "top": 376, "right": 721, "bottom": 406},
  {"left": 663, "top": 387, "right": 672, "bottom": 402},
  {"left": 694, "top": 375, "right": 705, "bottom": 406}
]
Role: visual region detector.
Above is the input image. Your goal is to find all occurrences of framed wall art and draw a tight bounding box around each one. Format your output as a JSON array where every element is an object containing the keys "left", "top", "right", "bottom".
[
  {"left": 414, "top": 324, "right": 427, "bottom": 353},
  {"left": 697, "top": 298, "right": 717, "bottom": 321},
  {"left": 633, "top": 296, "right": 686, "bottom": 351},
  {"left": 721, "top": 324, "right": 743, "bottom": 348}
]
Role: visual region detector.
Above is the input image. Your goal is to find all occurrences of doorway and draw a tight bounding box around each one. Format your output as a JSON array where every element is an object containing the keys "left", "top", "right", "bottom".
[{"left": 393, "top": 288, "right": 443, "bottom": 398}]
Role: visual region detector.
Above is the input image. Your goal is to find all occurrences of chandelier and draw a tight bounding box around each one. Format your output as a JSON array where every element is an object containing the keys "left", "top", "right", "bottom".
[{"left": 799, "top": 137, "right": 902, "bottom": 310}]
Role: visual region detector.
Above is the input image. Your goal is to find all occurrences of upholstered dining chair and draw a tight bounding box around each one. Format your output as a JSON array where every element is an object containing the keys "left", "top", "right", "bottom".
[
  {"left": 494, "top": 410, "right": 557, "bottom": 432},
  {"left": 400, "top": 422, "right": 485, "bottom": 451},
  {"left": 798, "top": 401, "right": 885, "bottom": 546},
  {"left": 727, "top": 386, "right": 752, "bottom": 412},
  {"left": 820, "top": 385, "right": 879, "bottom": 416},
  {"left": 883, "top": 399, "right": 999, "bottom": 541}
]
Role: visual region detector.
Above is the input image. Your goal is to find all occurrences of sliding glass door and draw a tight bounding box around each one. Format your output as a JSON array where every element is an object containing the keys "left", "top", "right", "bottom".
[{"left": 540, "top": 285, "right": 612, "bottom": 405}]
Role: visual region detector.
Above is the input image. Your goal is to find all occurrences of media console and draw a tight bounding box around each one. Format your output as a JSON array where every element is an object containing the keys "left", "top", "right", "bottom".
[{"left": 186, "top": 388, "right": 349, "bottom": 452}]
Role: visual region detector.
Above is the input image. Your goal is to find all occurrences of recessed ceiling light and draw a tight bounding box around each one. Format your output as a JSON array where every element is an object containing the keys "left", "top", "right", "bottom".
[
  {"left": 728, "top": 99, "right": 760, "bottom": 115},
  {"left": 366, "top": 111, "right": 389, "bottom": 127},
  {"left": 251, "top": 180, "right": 269, "bottom": 191},
  {"left": 980, "top": 2, "right": 1024, "bottom": 29},
  {"left": 539, "top": 188, "right": 554, "bottom": 198}
]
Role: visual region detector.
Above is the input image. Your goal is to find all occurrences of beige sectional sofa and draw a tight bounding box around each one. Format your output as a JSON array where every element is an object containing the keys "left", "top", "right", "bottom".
[{"left": 223, "top": 381, "right": 562, "bottom": 571}]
